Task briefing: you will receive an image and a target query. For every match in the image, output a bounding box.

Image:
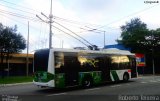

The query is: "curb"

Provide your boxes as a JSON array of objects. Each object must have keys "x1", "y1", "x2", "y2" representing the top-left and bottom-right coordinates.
[{"x1": 0, "y1": 82, "x2": 33, "y2": 87}]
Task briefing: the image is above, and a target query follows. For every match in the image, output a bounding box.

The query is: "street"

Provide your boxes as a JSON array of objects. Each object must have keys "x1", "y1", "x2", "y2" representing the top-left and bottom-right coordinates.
[{"x1": 1, "y1": 76, "x2": 160, "y2": 101}]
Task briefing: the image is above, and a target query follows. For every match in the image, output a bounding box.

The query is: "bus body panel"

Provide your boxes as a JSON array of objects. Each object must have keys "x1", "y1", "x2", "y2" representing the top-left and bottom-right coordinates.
[
  {"x1": 33, "y1": 80, "x2": 55, "y2": 87},
  {"x1": 110, "y1": 69, "x2": 131, "y2": 81},
  {"x1": 48, "y1": 50, "x2": 55, "y2": 75}
]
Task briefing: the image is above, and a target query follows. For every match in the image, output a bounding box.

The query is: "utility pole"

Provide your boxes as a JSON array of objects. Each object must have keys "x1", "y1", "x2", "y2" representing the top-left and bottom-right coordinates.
[
  {"x1": 26, "y1": 21, "x2": 29, "y2": 76},
  {"x1": 49, "y1": 0, "x2": 53, "y2": 49},
  {"x1": 151, "y1": 30, "x2": 155, "y2": 75},
  {"x1": 61, "y1": 40, "x2": 64, "y2": 48},
  {"x1": 152, "y1": 49, "x2": 155, "y2": 75},
  {"x1": 103, "y1": 31, "x2": 106, "y2": 48},
  {"x1": 36, "y1": 0, "x2": 53, "y2": 49}
]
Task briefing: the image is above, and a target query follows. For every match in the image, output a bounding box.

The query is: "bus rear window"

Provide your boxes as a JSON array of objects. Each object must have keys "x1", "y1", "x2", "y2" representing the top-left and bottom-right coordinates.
[{"x1": 34, "y1": 49, "x2": 49, "y2": 72}]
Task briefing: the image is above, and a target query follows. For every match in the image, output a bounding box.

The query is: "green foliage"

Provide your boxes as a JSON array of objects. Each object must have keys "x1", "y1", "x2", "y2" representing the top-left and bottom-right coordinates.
[
  {"x1": 0, "y1": 23, "x2": 26, "y2": 77},
  {"x1": 0, "y1": 25, "x2": 26, "y2": 54},
  {"x1": 117, "y1": 18, "x2": 160, "y2": 53}
]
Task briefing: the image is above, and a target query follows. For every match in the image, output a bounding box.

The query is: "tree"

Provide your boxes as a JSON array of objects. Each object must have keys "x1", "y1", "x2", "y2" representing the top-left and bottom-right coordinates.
[
  {"x1": 0, "y1": 23, "x2": 26, "y2": 77},
  {"x1": 117, "y1": 18, "x2": 150, "y2": 53},
  {"x1": 118, "y1": 18, "x2": 160, "y2": 53}
]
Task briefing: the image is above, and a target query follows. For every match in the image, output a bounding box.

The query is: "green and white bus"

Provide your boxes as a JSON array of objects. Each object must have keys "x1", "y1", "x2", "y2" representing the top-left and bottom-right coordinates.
[{"x1": 33, "y1": 48, "x2": 137, "y2": 88}]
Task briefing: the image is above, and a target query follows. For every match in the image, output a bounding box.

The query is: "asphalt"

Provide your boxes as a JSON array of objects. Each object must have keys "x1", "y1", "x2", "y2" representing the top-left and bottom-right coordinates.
[
  {"x1": 0, "y1": 75, "x2": 158, "y2": 87},
  {"x1": 1, "y1": 75, "x2": 160, "y2": 101}
]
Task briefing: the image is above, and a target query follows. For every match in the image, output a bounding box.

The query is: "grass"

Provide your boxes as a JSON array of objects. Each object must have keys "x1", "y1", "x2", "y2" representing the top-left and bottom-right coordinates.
[{"x1": 0, "y1": 76, "x2": 33, "y2": 84}]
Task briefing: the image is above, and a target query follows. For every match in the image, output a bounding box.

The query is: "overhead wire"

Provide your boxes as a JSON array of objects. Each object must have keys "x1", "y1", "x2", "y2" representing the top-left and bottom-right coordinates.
[
  {"x1": 53, "y1": 16, "x2": 102, "y2": 27},
  {"x1": 0, "y1": 9, "x2": 40, "y2": 22},
  {"x1": 0, "y1": 0, "x2": 40, "y2": 13},
  {"x1": 36, "y1": 13, "x2": 95, "y2": 47},
  {"x1": 0, "y1": 3, "x2": 36, "y2": 15},
  {"x1": 34, "y1": 11, "x2": 90, "y2": 48},
  {"x1": 1, "y1": 0, "x2": 159, "y2": 49},
  {"x1": 0, "y1": 3, "x2": 59, "y2": 49},
  {"x1": 96, "y1": 3, "x2": 160, "y2": 29},
  {"x1": 1, "y1": 0, "x2": 159, "y2": 32},
  {"x1": 0, "y1": 0, "x2": 106, "y2": 31},
  {"x1": 77, "y1": 3, "x2": 160, "y2": 35},
  {"x1": 0, "y1": 12, "x2": 49, "y2": 50},
  {"x1": 52, "y1": 25, "x2": 89, "y2": 47},
  {"x1": 54, "y1": 21, "x2": 93, "y2": 46},
  {"x1": 0, "y1": 0, "x2": 120, "y2": 36},
  {"x1": 0, "y1": 11, "x2": 44, "y2": 32},
  {"x1": 53, "y1": 4, "x2": 160, "y2": 32}
]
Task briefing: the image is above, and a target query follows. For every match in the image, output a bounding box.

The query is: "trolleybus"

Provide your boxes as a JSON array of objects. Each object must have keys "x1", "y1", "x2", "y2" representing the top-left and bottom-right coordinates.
[{"x1": 33, "y1": 48, "x2": 137, "y2": 88}]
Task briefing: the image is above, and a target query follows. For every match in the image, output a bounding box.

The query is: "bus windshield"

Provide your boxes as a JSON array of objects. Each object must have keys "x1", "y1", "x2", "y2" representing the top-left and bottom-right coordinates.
[{"x1": 34, "y1": 49, "x2": 49, "y2": 72}]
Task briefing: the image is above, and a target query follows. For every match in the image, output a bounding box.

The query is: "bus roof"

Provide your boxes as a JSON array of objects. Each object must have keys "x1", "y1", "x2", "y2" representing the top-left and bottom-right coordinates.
[{"x1": 46, "y1": 48, "x2": 135, "y2": 56}]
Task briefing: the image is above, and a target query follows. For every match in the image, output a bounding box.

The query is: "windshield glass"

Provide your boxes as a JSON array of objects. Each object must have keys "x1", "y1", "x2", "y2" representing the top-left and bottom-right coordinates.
[{"x1": 34, "y1": 49, "x2": 49, "y2": 72}]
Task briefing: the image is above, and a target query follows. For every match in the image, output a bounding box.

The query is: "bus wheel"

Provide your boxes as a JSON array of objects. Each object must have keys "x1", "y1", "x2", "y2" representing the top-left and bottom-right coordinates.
[
  {"x1": 123, "y1": 73, "x2": 129, "y2": 82},
  {"x1": 82, "y1": 77, "x2": 93, "y2": 88}
]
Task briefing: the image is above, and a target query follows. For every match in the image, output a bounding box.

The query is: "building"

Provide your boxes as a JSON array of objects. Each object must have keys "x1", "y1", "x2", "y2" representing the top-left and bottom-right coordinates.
[
  {"x1": 0, "y1": 53, "x2": 33, "y2": 76},
  {"x1": 104, "y1": 44, "x2": 131, "y2": 51}
]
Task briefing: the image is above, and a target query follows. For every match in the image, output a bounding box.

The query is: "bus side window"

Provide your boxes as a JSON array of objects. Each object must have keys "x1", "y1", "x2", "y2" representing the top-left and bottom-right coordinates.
[
  {"x1": 111, "y1": 56, "x2": 119, "y2": 70},
  {"x1": 55, "y1": 52, "x2": 64, "y2": 68},
  {"x1": 119, "y1": 56, "x2": 130, "y2": 69}
]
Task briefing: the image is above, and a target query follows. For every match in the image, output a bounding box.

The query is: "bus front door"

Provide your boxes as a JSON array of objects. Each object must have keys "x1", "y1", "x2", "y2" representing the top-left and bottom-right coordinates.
[{"x1": 64, "y1": 56, "x2": 79, "y2": 87}]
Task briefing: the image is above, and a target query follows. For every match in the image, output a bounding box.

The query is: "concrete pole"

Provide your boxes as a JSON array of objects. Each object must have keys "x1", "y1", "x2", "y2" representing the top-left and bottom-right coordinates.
[
  {"x1": 152, "y1": 49, "x2": 155, "y2": 75},
  {"x1": 26, "y1": 21, "x2": 29, "y2": 76},
  {"x1": 49, "y1": 0, "x2": 53, "y2": 49},
  {"x1": 104, "y1": 31, "x2": 106, "y2": 48}
]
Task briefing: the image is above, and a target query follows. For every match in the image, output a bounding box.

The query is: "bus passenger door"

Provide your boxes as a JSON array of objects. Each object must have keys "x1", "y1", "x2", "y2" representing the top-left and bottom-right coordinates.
[
  {"x1": 64, "y1": 56, "x2": 79, "y2": 87},
  {"x1": 98, "y1": 56, "x2": 111, "y2": 82},
  {"x1": 103, "y1": 56, "x2": 111, "y2": 82}
]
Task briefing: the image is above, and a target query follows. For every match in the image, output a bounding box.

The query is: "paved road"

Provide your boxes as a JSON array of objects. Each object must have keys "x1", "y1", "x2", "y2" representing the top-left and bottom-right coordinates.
[{"x1": 1, "y1": 76, "x2": 160, "y2": 101}]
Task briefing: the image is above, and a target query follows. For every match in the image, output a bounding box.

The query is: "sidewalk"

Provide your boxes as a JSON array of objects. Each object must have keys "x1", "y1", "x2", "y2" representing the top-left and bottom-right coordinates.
[
  {"x1": 136, "y1": 74, "x2": 160, "y2": 79},
  {"x1": 0, "y1": 82, "x2": 33, "y2": 87},
  {"x1": 138, "y1": 74, "x2": 160, "y2": 77}
]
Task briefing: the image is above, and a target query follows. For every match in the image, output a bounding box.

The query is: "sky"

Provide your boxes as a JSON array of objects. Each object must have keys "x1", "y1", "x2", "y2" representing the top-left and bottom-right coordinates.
[{"x1": 0, "y1": 0, "x2": 160, "y2": 53}]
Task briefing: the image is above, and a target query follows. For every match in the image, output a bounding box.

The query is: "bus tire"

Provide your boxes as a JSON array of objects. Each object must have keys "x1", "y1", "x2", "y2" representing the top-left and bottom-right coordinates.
[
  {"x1": 123, "y1": 73, "x2": 129, "y2": 82},
  {"x1": 82, "y1": 76, "x2": 93, "y2": 88}
]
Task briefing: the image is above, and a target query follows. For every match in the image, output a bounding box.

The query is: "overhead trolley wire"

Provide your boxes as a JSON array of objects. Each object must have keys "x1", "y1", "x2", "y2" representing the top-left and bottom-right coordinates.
[
  {"x1": 53, "y1": 16, "x2": 102, "y2": 27},
  {"x1": 54, "y1": 21, "x2": 94, "y2": 46},
  {"x1": 0, "y1": 9, "x2": 40, "y2": 22},
  {"x1": 52, "y1": 25, "x2": 89, "y2": 47},
  {"x1": 0, "y1": 3, "x2": 36, "y2": 15},
  {"x1": 0, "y1": 0, "x2": 40, "y2": 13},
  {"x1": 96, "y1": 3, "x2": 160, "y2": 29},
  {"x1": 0, "y1": 0, "x2": 103, "y2": 28}
]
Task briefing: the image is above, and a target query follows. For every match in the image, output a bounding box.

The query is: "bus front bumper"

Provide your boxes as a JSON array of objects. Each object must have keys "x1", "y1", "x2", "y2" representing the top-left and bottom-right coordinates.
[{"x1": 33, "y1": 80, "x2": 55, "y2": 87}]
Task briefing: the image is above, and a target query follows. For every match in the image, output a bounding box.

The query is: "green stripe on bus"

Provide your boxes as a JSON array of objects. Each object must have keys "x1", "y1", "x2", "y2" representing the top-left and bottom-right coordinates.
[
  {"x1": 79, "y1": 72, "x2": 91, "y2": 86},
  {"x1": 34, "y1": 71, "x2": 54, "y2": 82},
  {"x1": 79, "y1": 71, "x2": 102, "y2": 86},
  {"x1": 55, "y1": 73, "x2": 65, "y2": 88},
  {"x1": 111, "y1": 71, "x2": 119, "y2": 81},
  {"x1": 92, "y1": 71, "x2": 102, "y2": 85}
]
